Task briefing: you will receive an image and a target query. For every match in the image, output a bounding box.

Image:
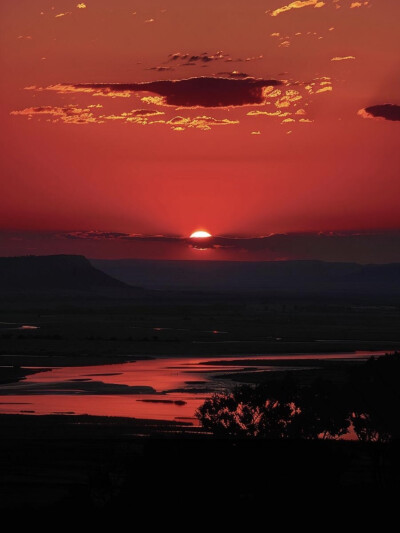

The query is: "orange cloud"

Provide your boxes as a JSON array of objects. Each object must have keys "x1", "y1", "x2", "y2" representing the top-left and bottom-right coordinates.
[
  {"x1": 11, "y1": 105, "x2": 239, "y2": 132},
  {"x1": 350, "y1": 1, "x2": 370, "y2": 6},
  {"x1": 247, "y1": 110, "x2": 282, "y2": 116},
  {"x1": 166, "y1": 116, "x2": 239, "y2": 131},
  {"x1": 269, "y1": 1, "x2": 325, "y2": 17},
  {"x1": 268, "y1": 0, "x2": 369, "y2": 16},
  {"x1": 331, "y1": 55, "x2": 356, "y2": 61},
  {"x1": 141, "y1": 96, "x2": 167, "y2": 106},
  {"x1": 303, "y1": 77, "x2": 333, "y2": 95},
  {"x1": 10, "y1": 105, "x2": 97, "y2": 124},
  {"x1": 315, "y1": 86, "x2": 333, "y2": 94},
  {"x1": 103, "y1": 112, "x2": 239, "y2": 131},
  {"x1": 26, "y1": 84, "x2": 132, "y2": 98}
]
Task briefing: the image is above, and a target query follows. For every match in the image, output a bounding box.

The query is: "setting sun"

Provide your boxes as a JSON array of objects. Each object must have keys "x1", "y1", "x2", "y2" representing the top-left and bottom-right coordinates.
[{"x1": 190, "y1": 231, "x2": 212, "y2": 238}]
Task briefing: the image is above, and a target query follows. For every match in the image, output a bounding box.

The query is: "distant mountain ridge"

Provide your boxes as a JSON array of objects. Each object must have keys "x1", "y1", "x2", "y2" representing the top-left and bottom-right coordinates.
[
  {"x1": 92, "y1": 258, "x2": 400, "y2": 295},
  {"x1": 0, "y1": 255, "x2": 131, "y2": 292},
  {"x1": 1, "y1": 255, "x2": 399, "y2": 298}
]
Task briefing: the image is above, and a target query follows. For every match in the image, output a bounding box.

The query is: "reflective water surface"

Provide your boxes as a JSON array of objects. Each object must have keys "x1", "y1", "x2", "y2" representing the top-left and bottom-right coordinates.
[{"x1": 0, "y1": 351, "x2": 385, "y2": 424}]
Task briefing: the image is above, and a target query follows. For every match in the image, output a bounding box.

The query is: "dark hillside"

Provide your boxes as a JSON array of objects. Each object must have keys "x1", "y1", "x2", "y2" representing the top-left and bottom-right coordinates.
[{"x1": 0, "y1": 255, "x2": 132, "y2": 292}]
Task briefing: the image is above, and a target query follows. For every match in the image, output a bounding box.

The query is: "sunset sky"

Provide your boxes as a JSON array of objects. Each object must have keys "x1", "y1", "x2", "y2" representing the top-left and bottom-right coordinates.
[{"x1": 1, "y1": 0, "x2": 399, "y2": 261}]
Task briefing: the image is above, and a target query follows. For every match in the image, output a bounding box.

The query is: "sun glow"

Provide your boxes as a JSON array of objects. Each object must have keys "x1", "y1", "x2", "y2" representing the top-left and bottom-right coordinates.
[{"x1": 190, "y1": 230, "x2": 212, "y2": 238}]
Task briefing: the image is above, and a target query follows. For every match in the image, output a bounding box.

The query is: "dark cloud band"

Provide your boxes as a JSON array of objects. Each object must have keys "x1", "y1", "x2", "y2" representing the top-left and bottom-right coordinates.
[
  {"x1": 73, "y1": 77, "x2": 282, "y2": 108},
  {"x1": 360, "y1": 104, "x2": 400, "y2": 122},
  {"x1": 60, "y1": 230, "x2": 400, "y2": 262},
  {"x1": 3, "y1": 231, "x2": 400, "y2": 263}
]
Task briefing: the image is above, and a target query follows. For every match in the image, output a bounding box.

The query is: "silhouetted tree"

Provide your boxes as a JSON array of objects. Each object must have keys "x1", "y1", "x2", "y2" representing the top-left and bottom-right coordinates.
[
  {"x1": 291, "y1": 379, "x2": 350, "y2": 440},
  {"x1": 196, "y1": 352, "x2": 400, "y2": 441},
  {"x1": 196, "y1": 380, "x2": 299, "y2": 438},
  {"x1": 346, "y1": 353, "x2": 400, "y2": 443}
]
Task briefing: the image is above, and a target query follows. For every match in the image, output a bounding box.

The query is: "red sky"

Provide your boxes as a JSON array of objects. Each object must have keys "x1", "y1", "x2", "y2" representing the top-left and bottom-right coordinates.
[{"x1": 0, "y1": 1, "x2": 399, "y2": 260}]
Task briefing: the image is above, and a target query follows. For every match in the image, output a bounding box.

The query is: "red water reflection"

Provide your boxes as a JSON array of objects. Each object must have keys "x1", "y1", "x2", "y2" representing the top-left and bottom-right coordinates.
[
  {"x1": 0, "y1": 351, "x2": 385, "y2": 426},
  {"x1": 0, "y1": 394, "x2": 205, "y2": 423}
]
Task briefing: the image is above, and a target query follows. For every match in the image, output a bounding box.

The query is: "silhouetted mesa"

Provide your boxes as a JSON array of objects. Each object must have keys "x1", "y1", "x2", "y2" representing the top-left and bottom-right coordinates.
[{"x1": 0, "y1": 255, "x2": 133, "y2": 293}]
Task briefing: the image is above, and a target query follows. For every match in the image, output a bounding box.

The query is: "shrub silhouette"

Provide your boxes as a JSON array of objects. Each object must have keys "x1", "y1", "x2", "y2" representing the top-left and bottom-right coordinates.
[
  {"x1": 290, "y1": 379, "x2": 350, "y2": 440},
  {"x1": 346, "y1": 352, "x2": 400, "y2": 442},
  {"x1": 196, "y1": 380, "x2": 298, "y2": 438},
  {"x1": 196, "y1": 352, "x2": 400, "y2": 441}
]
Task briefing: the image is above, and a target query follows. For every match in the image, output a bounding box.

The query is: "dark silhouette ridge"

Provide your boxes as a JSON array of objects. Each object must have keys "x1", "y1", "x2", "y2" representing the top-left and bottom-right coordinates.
[
  {"x1": 93, "y1": 258, "x2": 400, "y2": 295},
  {"x1": 0, "y1": 255, "x2": 136, "y2": 293}
]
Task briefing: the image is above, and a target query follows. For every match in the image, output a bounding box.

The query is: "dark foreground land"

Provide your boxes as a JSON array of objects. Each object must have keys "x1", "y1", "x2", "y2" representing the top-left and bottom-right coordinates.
[
  {"x1": 1, "y1": 295, "x2": 400, "y2": 359},
  {"x1": 1, "y1": 254, "x2": 399, "y2": 358},
  {"x1": 1, "y1": 255, "x2": 400, "y2": 511},
  {"x1": 1, "y1": 414, "x2": 399, "y2": 513}
]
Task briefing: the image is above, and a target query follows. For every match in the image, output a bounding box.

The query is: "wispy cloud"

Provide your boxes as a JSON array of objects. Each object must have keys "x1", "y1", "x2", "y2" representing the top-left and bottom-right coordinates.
[
  {"x1": 146, "y1": 66, "x2": 174, "y2": 72},
  {"x1": 350, "y1": 1, "x2": 369, "y2": 8},
  {"x1": 28, "y1": 83, "x2": 133, "y2": 98},
  {"x1": 267, "y1": 0, "x2": 370, "y2": 16},
  {"x1": 331, "y1": 55, "x2": 356, "y2": 61},
  {"x1": 176, "y1": 51, "x2": 228, "y2": 64},
  {"x1": 270, "y1": 28, "x2": 332, "y2": 49},
  {"x1": 217, "y1": 71, "x2": 250, "y2": 79},
  {"x1": 10, "y1": 105, "x2": 239, "y2": 131},
  {"x1": 63, "y1": 231, "x2": 181, "y2": 242},
  {"x1": 166, "y1": 116, "x2": 239, "y2": 131},
  {"x1": 10, "y1": 105, "x2": 97, "y2": 124},
  {"x1": 268, "y1": 1, "x2": 325, "y2": 17},
  {"x1": 149, "y1": 51, "x2": 263, "y2": 72}
]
